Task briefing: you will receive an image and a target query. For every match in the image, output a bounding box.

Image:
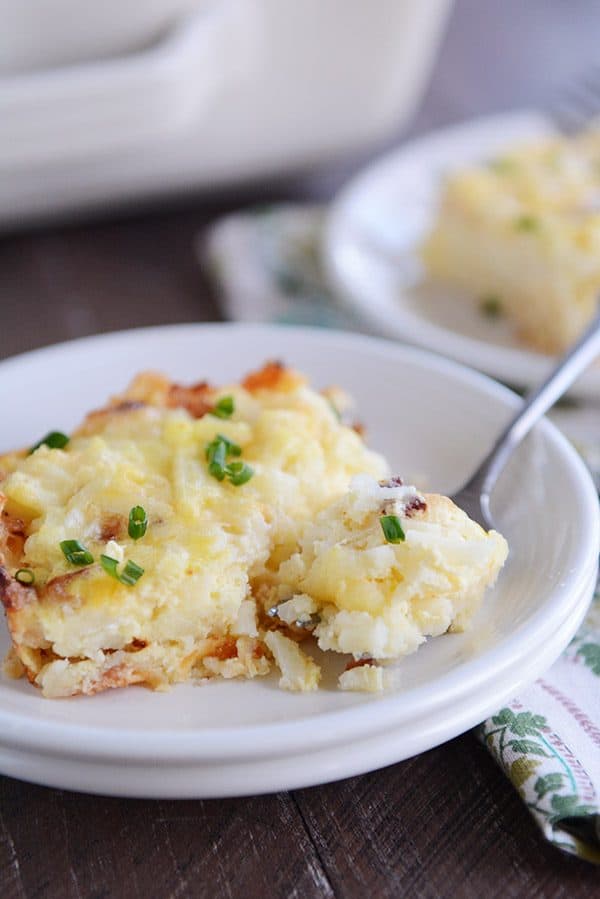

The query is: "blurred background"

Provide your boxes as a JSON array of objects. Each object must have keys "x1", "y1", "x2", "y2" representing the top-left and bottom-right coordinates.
[{"x1": 2, "y1": 0, "x2": 600, "y2": 360}]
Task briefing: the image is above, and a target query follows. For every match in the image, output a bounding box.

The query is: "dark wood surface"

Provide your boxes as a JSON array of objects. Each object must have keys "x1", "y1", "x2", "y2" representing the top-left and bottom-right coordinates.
[{"x1": 2, "y1": 2, "x2": 600, "y2": 896}]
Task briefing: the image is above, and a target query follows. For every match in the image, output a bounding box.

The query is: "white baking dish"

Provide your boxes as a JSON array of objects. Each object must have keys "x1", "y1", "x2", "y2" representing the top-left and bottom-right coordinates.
[
  {"x1": 0, "y1": 0, "x2": 202, "y2": 73},
  {"x1": 0, "y1": 0, "x2": 452, "y2": 227}
]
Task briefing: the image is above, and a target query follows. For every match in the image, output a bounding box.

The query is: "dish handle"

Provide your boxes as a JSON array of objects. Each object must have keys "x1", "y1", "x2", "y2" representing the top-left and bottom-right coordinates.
[{"x1": 0, "y1": 0, "x2": 260, "y2": 169}]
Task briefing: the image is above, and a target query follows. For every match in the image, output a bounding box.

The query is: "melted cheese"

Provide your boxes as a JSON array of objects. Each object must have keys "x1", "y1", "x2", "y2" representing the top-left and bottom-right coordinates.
[
  {"x1": 1, "y1": 370, "x2": 386, "y2": 689},
  {"x1": 0, "y1": 366, "x2": 507, "y2": 698}
]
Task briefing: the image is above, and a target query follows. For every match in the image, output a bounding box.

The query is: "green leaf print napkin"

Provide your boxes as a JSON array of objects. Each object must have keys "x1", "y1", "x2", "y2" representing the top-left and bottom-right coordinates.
[
  {"x1": 200, "y1": 204, "x2": 600, "y2": 863},
  {"x1": 477, "y1": 597, "x2": 600, "y2": 863}
]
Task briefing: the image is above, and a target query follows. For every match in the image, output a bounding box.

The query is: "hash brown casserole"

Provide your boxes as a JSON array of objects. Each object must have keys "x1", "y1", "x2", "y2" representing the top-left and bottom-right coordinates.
[
  {"x1": 422, "y1": 129, "x2": 600, "y2": 354},
  {"x1": 0, "y1": 362, "x2": 507, "y2": 697}
]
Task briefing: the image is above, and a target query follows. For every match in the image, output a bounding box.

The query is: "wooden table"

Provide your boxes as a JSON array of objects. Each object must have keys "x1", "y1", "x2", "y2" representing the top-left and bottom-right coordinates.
[{"x1": 1, "y1": 2, "x2": 599, "y2": 895}]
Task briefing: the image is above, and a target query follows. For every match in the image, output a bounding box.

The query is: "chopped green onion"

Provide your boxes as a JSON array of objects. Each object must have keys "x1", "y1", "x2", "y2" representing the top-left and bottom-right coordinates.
[
  {"x1": 60, "y1": 539, "x2": 94, "y2": 566},
  {"x1": 219, "y1": 434, "x2": 241, "y2": 457},
  {"x1": 380, "y1": 515, "x2": 406, "y2": 544},
  {"x1": 205, "y1": 434, "x2": 241, "y2": 462},
  {"x1": 122, "y1": 560, "x2": 144, "y2": 584},
  {"x1": 128, "y1": 505, "x2": 148, "y2": 540},
  {"x1": 226, "y1": 461, "x2": 254, "y2": 486},
  {"x1": 100, "y1": 555, "x2": 144, "y2": 587},
  {"x1": 206, "y1": 439, "x2": 227, "y2": 480},
  {"x1": 209, "y1": 462, "x2": 227, "y2": 481},
  {"x1": 99, "y1": 555, "x2": 119, "y2": 580},
  {"x1": 479, "y1": 295, "x2": 503, "y2": 318},
  {"x1": 211, "y1": 395, "x2": 235, "y2": 419},
  {"x1": 205, "y1": 434, "x2": 244, "y2": 482},
  {"x1": 488, "y1": 156, "x2": 515, "y2": 174},
  {"x1": 514, "y1": 214, "x2": 538, "y2": 232},
  {"x1": 29, "y1": 431, "x2": 69, "y2": 454},
  {"x1": 15, "y1": 568, "x2": 35, "y2": 586}
]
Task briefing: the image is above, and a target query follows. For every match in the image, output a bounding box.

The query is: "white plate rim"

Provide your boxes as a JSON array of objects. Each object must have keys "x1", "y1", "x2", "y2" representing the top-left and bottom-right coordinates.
[
  {"x1": 0, "y1": 567, "x2": 596, "y2": 798},
  {"x1": 323, "y1": 110, "x2": 600, "y2": 398},
  {"x1": 0, "y1": 323, "x2": 597, "y2": 764}
]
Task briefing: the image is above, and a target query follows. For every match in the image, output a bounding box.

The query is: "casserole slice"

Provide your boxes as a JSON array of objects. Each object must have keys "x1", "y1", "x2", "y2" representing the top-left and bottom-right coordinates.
[{"x1": 0, "y1": 364, "x2": 507, "y2": 697}]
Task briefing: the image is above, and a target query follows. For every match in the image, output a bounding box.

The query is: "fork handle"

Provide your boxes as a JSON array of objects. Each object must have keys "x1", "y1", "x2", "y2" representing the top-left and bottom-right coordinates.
[{"x1": 471, "y1": 307, "x2": 600, "y2": 498}]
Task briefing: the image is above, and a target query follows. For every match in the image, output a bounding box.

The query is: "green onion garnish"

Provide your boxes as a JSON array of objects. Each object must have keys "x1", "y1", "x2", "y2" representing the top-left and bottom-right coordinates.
[
  {"x1": 60, "y1": 539, "x2": 94, "y2": 566},
  {"x1": 206, "y1": 437, "x2": 228, "y2": 480},
  {"x1": 100, "y1": 555, "x2": 144, "y2": 587},
  {"x1": 205, "y1": 435, "x2": 253, "y2": 486},
  {"x1": 515, "y1": 214, "x2": 538, "y2": 232},
  {"x1": 128, "y1": 505, "x2": 148, "y2": 541},
  {"x1": 205, "y1": 434, "x2": 248, "y2": 483},
  {"x1": 226, "y1": 461, "x2": 254, "y2": 486},
  {"x1": 488, "y1": 157, "x2": 515, "y2": 174},
  {"x1": 212, "y1": 396, "x2": 235, "y2": 419},
  {"x1": 29, "y1": 431, "x2": 69, "y2": 454},
  {"x1": 479, "y1": 295, "x2": 503, "y2": 318},
  {"x1": 205, "y1": 434, "x2": 241, "y2": 462},
  {"x1": 15, "y1": 568, "x2": 35, "y2": 586},
  {"x1": 218, "y1": 434, "x2": 241, "y2": 456},
  {"x1": 380, "y1": 515, "x2": 406, "y2": 544}
]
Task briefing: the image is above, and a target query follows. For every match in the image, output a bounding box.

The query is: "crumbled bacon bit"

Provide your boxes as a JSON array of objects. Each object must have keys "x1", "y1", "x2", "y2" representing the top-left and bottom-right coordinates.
[
  {"x1": 0, "y1": 566, "x2": 35, "y2": 611},
  {"x1": 0, "y1": 503, "x2": 26, "y2": 566},
  {"x1": 43, "y1": 568, "x2": 91, "y2": 602},
  {"x1": 404, "y1": 497, "x2": 427, "y2": 517},
  {"x1": 1, "y1": 509, "x2": 25, "y2": 533},
  {"x1": 167, "y1": 382, "x2": 213, "y2": 419},
  {"x1": 344, "y1": 657, "x2": 376, "y2": 672},
  {"x1": 100, "y1": 513, "x2": 125, "y2": 542},
  {"x1": 242, "y1": 361, "x2": 305, "y2": 393},
  {"x1": 379, "y1": 476, "x2": 404, "y2": 487},
  {"x1": 211, "y1": 637, "x2": 238, "y2": 661},
  {"x1": 242, "y1": 361, "x2": 286, "y2": 391},
  {"x1": 1, "y1": 504, "x2": 25, "y2": 539},
  {"x1": 4, "y1": 534, "x2": 24, "y2": 562},
  {"x1": 377, "y1": 477, "x2": 427, "y2": 517}
]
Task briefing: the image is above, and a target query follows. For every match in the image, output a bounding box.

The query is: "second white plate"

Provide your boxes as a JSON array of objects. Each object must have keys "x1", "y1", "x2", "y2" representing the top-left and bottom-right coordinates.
[{"x1": 324, "y1": 110, "x2": 600, "y2": 399}]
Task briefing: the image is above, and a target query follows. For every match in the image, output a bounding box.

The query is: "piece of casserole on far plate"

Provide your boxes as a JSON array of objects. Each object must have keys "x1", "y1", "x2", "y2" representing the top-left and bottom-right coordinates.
[{"x1": 423, "y1": 128, "x2": 600, "y2": 354}]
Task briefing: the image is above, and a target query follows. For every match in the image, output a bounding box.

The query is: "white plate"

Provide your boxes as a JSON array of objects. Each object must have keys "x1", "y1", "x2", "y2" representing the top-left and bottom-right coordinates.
[
  {"x1": 324, "y1": 111, "x2": 600, "y2": 399},
  {"x1": 0, "y1": 323, "x2": 597, "y2": 797}
]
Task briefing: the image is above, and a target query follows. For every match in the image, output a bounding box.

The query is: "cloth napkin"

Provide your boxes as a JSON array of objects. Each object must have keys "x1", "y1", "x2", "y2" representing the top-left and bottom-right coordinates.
[{"x1": 200, "y1": 204, "x2": 600, "y2": 863}]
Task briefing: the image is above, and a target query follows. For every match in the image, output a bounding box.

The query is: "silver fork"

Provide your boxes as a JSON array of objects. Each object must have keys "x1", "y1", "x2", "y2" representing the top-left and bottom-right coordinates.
[
  {"x1": 552, "y1": 70, "x2": 600, "y2": 133},
  {"x1": 451, "y1": 309, "x2": 600, "y2": 530}
]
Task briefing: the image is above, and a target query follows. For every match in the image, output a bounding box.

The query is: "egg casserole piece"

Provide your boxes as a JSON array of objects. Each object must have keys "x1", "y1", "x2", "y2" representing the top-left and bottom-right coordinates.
[
  {"x1": 0, "y1": 363, "x2": 507, "y2": 698},
  {"x1": 422, "y1": 129, "x2": 600, "y2": 354}
]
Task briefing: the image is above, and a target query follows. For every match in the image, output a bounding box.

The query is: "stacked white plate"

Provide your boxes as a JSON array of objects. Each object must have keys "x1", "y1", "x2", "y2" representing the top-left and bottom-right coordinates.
[{"x1": 0, "y1": 325, "x2": 597, "y2": 797}]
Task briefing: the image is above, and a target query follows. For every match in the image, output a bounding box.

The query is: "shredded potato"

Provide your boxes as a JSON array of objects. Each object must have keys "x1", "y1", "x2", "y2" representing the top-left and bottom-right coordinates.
[{"x1": 0, "y1": 364, "x2": 507, "y2": 698}]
